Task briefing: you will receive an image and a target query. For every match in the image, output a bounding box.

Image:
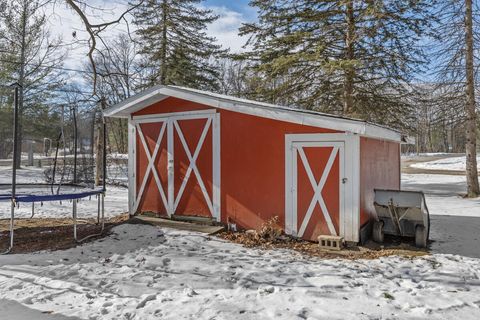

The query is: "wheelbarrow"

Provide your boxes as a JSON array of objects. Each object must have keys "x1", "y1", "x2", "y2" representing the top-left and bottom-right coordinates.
[{"x1": 372, "y1": 189, "x2": 430, "y2": 248}]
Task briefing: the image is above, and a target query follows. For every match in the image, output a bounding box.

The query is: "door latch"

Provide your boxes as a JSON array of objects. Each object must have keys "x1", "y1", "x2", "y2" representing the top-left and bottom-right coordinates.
[{"x1": 342, "y1": 177, "x2": 348, "y2": 184}]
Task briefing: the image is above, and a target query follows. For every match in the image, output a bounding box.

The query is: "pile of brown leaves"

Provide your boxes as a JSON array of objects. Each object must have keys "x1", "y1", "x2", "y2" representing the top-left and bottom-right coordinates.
[{"x1": 217, "y1": 217, "x2": 429, "y2": 260}]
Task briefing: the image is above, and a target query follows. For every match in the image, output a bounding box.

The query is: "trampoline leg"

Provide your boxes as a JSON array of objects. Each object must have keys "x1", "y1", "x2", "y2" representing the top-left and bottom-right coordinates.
[
  {"x1": 2, "y1": 201, "x2": 15, "y2": 255},
  {"x1": 97, "y1": 195, "x2": 101, "y2": 224},
  {"x1": 101, "y1": 193, "x2": 105, "y2": 231},
  {"x1": 73, "y1": 199, "x2": 77, "y2": 242},
  {"x1": 75, "y1": 192, "x2": 106, "y2": 243},
  {"x1": 10, "y1": 202, "x2": 14, "y2": 249},
  {"x1": 31, "y1": 202, "x2": 35, "y2": 219}
]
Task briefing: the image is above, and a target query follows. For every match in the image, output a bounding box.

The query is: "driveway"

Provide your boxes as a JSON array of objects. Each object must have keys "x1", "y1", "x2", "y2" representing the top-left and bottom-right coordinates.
[{"x1": 401, "y1": 155, "x2": 480, "y2": 258}]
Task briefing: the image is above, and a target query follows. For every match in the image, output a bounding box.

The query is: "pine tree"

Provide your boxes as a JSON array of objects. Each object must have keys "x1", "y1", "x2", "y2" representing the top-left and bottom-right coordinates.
[
  {"x1": 239, "y1": 0, "x2": 435, "y2": 128},
  {"x1": 132, "y1": 0, "x2": 225, "y2": 90}
]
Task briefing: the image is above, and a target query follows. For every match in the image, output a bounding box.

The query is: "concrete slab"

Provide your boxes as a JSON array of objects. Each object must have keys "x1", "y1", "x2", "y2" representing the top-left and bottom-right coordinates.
[{"x1": 132, "y1": 215, "x2": 224, "y2": 235}]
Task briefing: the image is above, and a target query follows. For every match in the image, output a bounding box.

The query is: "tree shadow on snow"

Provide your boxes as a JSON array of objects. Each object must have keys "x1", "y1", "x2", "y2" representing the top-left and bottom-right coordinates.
[{"x1": 429, "y1": 215, "x2": 480, "y2": 258}]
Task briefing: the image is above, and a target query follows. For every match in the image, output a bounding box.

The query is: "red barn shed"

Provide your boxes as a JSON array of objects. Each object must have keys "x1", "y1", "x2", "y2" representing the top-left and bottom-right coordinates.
[{"x1": 105, "y1": 86, "x2": 403, "y2": 243}]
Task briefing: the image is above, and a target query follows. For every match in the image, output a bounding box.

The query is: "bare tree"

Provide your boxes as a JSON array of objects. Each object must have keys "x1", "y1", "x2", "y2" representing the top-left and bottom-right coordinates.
[
  {"x1": 464, "y1": 0, "x2": 479, "y2": 196},
  {"x1": 435, "y1": 0, "x2": 480, "y2": 197},
  {"x1": 84, "y1": 34, "x2": 141, "y2": 154},
  {"x1": 216, "y1": 58, "x2": 248, "y2": 96},
  {"x1": 0, "y1": 0, "x2": 65, "y2": 168},
  {"x1": 63, "y1": 0, "x2": 143, "y2": 94}
]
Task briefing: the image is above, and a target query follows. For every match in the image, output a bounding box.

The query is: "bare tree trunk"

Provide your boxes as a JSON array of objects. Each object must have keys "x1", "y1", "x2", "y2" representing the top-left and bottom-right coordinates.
[
  {"x1": 14, "y1": 0, "x2": 28, "y2": 169},
  {"x1": 465, "y1": 0, "x2": 479, "y2": 197},
  {"x1": 95, "y1": 99, "x2": 106, "y2": 186},
  {"x1": 343, "y1": 0, "x2": 355, "y2": 115},
  {"x1": 442, "y1": 118, "x2": 448, "y2": 152},
  {"x1": 451, "y1": 123, "x2": 457, "y2": 152},
  {"x1": 427, "y1": 120, "x2": 433, "y2": 152}
]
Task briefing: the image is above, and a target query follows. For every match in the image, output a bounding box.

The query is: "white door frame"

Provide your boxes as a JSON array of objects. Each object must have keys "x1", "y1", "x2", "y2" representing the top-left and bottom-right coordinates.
[
  {"x1": 285, "y1": 133, "x2": 360, "y2": 242},
  {"x1": 129, "y1": 110, "x2": 221, "y2": 221}
]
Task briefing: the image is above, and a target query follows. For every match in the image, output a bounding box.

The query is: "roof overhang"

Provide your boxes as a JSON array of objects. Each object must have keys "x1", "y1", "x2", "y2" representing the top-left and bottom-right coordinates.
[{"x1": 104, "y1": 85, "x2": 403, "y2": 143}]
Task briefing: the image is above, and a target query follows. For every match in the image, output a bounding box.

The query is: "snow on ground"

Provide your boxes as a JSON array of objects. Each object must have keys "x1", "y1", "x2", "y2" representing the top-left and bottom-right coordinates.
[
  {"x1": 0, "y1": 223, "x2": 480, "y2": 319},
  {"x1": 402, "y1": 173, "x2": 480, "y2": 217},
  {"x1": 0, "y1": 167, "x2": 128, "y2": 219},
  {"x1": 401, "y1": 152, "x2": 455, "y2": 159},
  {"x1": 0, "y1": 157, "x2": 479, "y2": 319},
  {"x1": 410, "y1": 156, "x2": 479, "y2": 171}
]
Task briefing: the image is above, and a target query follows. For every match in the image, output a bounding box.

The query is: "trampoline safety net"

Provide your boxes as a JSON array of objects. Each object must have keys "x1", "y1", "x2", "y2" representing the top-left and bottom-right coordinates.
[
  {"x1": 0, "y1": 85, "x2": 106, "y2": 196},
  {"x1": 0, "y1": 84, "x2": 118, "y2": 253}
]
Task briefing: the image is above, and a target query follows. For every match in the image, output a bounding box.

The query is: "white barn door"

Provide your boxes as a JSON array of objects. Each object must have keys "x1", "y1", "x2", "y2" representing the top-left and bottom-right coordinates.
[
  {"x1": 285, "y1": 133, "x2": 360, "y2": 242},
  {"x1": 130, "y1": 111, "x2": 220, "y2": 221}
]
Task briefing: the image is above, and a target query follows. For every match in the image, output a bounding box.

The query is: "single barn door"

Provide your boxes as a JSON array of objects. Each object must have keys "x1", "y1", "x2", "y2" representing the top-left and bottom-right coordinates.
[
  {"x1": 133, "y1": 119, "x2": 170, "y2": 216},
  {"x1": 285, "y1": 134, "x2": 358, "y2": 242},
  {"x1": 131, "y1": 111, "x2": 220, "y2": 221},
  {"x1": 170, "y1": 113, "x2": 220, "y2": 220}
]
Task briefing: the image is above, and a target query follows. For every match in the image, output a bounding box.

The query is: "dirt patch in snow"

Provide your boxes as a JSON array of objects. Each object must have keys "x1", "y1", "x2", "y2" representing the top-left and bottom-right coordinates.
[
  {"x1": 217, "y1": 216, "x2": 428, "y2": 260},
  {"x1": 0, "y1": 214, "x2": 130, "y2": 254},
  {"x1": 217, "y1": 231, "x2": 428, "y2": 260}
]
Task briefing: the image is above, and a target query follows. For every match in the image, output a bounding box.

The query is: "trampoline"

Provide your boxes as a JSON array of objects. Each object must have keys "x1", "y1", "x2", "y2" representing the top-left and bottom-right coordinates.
[
  {"x1": 0, "y1": 84, "x2": 108, "y2": 254},
  {"x1": 0, "y1": 183, "x2": 104, "y2": 203}
]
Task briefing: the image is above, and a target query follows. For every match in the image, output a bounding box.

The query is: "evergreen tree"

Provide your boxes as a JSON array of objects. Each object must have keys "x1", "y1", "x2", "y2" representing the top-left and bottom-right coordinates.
[
  {"x1": 239, "y1": 0, "x2": 435, "y2": 128},
  {"x1": 132, "y1": 0, "x2": 226, "y2": 90}
]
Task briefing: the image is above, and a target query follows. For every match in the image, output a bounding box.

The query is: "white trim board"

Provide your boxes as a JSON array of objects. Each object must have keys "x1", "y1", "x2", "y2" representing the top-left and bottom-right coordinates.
[
  {"x1": 132, "y1": 109, "x2": 216, "y2": 122},
  {"x1": 134, "y1": 121, "x2": 169, "y2": 214},
  {"x1": 127, "y1": 119, "x2": 136, "y2": 215},
  {"x1": 130, "y1": 111, "x2": 221, "y2": 221},
  {"x1": 285, "y1": 133, "x2": 360, "y2": 242},
  {"x1": 105, "y1": 85, "x2": 402, "y2": 143}
]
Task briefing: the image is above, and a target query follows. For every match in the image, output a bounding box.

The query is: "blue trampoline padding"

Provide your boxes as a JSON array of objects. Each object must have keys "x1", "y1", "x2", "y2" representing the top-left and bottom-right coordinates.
[{"x1": 0, "y1": 189, "x2": 104, "y2": 203}]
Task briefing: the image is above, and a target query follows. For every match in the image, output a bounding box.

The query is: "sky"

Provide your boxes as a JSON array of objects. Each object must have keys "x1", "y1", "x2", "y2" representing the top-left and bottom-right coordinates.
[{"x1": 45, "y1": 0, "x2": 256, "y2": 72}]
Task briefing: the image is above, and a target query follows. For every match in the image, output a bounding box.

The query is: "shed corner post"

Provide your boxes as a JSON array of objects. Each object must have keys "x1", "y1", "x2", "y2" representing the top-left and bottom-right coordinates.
[
  {"x1": 212, "y1": 112, "x2": 221, "y2": 221},
  {"x1": 345, "y1": 133, "x2": 361, "y2": 243},
  {"x1": 128, "y1": 117, "x2": 136, "y2": 216}
]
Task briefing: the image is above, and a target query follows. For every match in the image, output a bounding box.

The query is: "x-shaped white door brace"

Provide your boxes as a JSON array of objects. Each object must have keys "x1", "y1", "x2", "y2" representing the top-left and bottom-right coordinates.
[
  {"x1": 134, "y1": 121, "x2": 169, "y2": 214},
  {"x1": 173, "y1": 118, "x2": 214, "y2": 215},
  {"x1": 297, "y1": 146, "x2": 339, "y2": 237}
]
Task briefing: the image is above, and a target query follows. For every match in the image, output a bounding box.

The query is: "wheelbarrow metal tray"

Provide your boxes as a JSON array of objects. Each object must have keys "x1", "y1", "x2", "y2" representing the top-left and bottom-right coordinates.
[{"x1": 373, "y1": 189, "x2": 430, "y2": 238}]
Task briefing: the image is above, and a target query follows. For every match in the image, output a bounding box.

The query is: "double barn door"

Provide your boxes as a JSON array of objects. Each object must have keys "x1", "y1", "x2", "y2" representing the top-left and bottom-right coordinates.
[{"x1": 129, "y1": 111, "x2": 220, "y2": 220}]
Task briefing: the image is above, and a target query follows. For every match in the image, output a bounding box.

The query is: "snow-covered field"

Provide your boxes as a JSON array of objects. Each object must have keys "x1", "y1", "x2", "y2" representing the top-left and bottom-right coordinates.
[
  {"x1": 0, "y1": 224, "x2": 480, "y2": 319},
  {"x1": 0, "y1": 167, "x2": 128, "y2": 219},
  {"x1": 401, "y1": 152, "x2": 455, "y2": 160},
  {"x1": 410, "y1": 155, "x2": 479, "y2": 171},
  {"x1": 402, "y1": 173, "x2": 480, "y2": 217}
]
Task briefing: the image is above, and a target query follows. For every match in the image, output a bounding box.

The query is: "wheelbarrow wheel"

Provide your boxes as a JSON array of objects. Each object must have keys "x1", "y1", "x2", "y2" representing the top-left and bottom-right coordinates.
[
  {"x1": 372, "y1": 221, "x2": 384, "y2": 243},
  {"x1": 415, "y1": 225, "x2": 427, "y2": 248}
]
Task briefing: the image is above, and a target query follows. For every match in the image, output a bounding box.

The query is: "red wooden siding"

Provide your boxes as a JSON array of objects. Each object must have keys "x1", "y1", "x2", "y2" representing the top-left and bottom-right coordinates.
[
  {"x1": 136, "y1": 121, "x2": 169, "y2": 215},
  {"x1": 220, "y1": 110, "x2": 339, "y2": 232},
  {"x1": 359, "y1": 137, "x2": 401, "y2": 226},
  {"x1": 296, "y1": 146, "x2": 340, "y2": 240},
  {"x1": 132, "y1": 97, "x2": 340, "y2": 231},
  {"x1": 134, "y1": 97, "x2": 213, "y2": 115},
  {"x1": 132, "y1": 96, "x2": 401, "y2": 240},
  {"x1": 173, "y1": 118, "x2": 213, "y2": 217}
]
